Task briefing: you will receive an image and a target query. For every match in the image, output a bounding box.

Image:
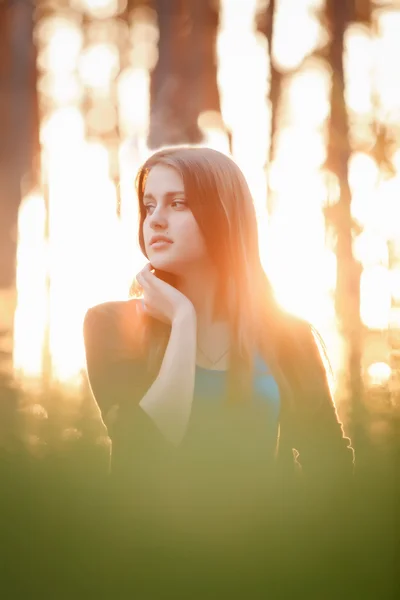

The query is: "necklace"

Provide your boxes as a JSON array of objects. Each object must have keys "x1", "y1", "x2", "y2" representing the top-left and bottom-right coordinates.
[{"x1": 197, "y1": 344, "x2": 230, "y2": 367}]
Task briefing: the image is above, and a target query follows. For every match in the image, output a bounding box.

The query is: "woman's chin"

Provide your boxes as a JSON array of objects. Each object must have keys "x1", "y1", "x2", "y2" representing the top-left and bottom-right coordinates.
[{"x1": 148, "y1": 256, "x2": 177, "y2": 274}]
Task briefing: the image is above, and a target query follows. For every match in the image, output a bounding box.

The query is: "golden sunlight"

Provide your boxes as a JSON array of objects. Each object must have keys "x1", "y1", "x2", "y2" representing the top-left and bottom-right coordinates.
[
  {"x1": 367, "y1": 362, "x2": 392, "y2": 387},
  {"x1": 12, "y1": 1, "x2": 400, "y2": 396},
  {"x1": 45, "y1": 142, "x2": 124, "y2": 384},
  {"x1": 14, "y1": 193, "x2": 47, "y2": 381}
]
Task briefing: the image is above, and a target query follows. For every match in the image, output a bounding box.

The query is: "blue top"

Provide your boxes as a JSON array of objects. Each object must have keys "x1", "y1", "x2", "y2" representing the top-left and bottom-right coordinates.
[{"x1": 186, "y1": 354, "x2": 281, "y2": 459}]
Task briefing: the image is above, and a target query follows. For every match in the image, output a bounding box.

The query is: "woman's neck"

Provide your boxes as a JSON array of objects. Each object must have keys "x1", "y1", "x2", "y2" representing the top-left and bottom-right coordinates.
[{"x1": 175, "y1": 267, "x2": 221, "y2": 326}]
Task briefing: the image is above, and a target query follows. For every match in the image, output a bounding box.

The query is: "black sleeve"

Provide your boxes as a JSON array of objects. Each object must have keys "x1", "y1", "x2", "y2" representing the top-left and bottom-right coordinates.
[
  {"x1": 83, "y1": 303, "x2": 175, "y2": 484},
  {"x1": 83, "y1": 303, "x2": 150, "y2": 422},
  {"x1": 296, "y1": 386, "x2": 355, "y2": 479},
  {"x1": 293, "y1": 324, "x2": 355, "y2": 486}
]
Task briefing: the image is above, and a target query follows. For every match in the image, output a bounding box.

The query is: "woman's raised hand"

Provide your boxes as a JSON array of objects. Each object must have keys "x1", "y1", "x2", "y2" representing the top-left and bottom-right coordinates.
[{"x1": 136, "y1": 264, "x2": 195, "y2": 325}]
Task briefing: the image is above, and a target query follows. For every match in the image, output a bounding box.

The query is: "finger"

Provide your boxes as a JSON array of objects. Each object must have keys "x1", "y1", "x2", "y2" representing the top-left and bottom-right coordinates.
[
  {"x1": 139, "y1": 269, "x2": 150, "y2": 282},
  {"x1": 139, "y1": 269, "x2": 154, "y2": 283},
  {"x1": 136, "y1": 263, "x2": 151, "y2": 282},
  {"x1": 141, "y1": 263, "x2": 152, "y2": 275},
  {"x1": 142, "y1": 300, "x2": 156, "y2": 316},
  {"x1": 141, "y1": 268, "x2": 157, "y2": 286},
  {"x1": 138, "y1": 266, "x2": 152, "y2": 281},
  {"x1": 136, "y1": 276, "x2": 150, "y2": 297}
]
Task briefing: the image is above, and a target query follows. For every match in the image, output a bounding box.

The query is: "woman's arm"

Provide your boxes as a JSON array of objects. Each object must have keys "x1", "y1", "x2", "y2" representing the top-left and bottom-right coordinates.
[
  {"x1": 138, "y1": 306, "x2": 197, "y2": 446},
  {"x1": 83, "y1": 300, "x2": 198, "y2": 447},
  {"x1": 297, "y1": 385, "x2": 355, "y2": 479},
  {"x1": 292, "y1": 322, "x2": 355, "y2": 482},
  {"x1": 83, "y1": 301, "x2": 148, "y2": 423}
]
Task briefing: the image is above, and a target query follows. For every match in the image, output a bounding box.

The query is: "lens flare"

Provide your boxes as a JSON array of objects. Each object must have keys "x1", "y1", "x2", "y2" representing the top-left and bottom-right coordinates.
[{"x1": 13, "y1": 0, "x2": 400, "y2": 402}]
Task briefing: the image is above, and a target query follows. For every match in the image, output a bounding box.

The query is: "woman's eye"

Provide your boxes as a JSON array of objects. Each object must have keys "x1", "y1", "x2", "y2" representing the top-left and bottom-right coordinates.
[
  {"x1": 171, "y1": 201, "x2": 186, "y2": 209},
  {"x1": 144, "y1": 204, "x2": 154, "y2": 213}
]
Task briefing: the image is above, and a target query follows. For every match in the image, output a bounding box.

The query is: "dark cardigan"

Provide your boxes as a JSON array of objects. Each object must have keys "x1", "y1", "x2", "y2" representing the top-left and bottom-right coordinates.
[
  {"x1": 82, "y1": 298, "x2": 358, "y2": 598},
  {"x1": 83, "y1": 298, "x2": 355, "y2": 504}
]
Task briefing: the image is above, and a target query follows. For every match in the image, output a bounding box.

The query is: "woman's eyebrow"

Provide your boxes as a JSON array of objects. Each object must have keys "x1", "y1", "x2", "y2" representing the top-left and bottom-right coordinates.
[{"x1": 143, "y1": 191, "x2": 186, "y2": 200}]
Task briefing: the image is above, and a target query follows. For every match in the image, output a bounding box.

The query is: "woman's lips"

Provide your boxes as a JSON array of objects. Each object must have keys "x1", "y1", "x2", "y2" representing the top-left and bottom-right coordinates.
[{"x1": 150, "y1": 240, "x2": 173, "y2": 250}]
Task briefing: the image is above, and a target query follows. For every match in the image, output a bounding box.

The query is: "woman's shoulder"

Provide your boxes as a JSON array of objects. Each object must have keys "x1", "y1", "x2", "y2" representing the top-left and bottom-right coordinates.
[
  {"x1": 83, "y1": 298, "x2": 146, "y2": 358},
  {"x1": 284, "y1": 312, "x2": 328, "y2": 368},
  {"x1": 85, "y1": 298, "x2": 142, "y2": 322},
  {"x1": 269, "y1": 309, "x2": 330, "y2": 398},
  {"x1": 278, "y1": 308, "x2": 311, "y2": 333},
  {"x1": 277, "y1": 308, "x2": 322, "y2": 350}
]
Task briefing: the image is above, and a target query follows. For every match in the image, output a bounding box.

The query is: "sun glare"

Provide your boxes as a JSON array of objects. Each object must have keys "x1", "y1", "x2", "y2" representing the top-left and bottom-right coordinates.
[{"x1": 13, "y1": 1, "x2": 400, "y2": 395}]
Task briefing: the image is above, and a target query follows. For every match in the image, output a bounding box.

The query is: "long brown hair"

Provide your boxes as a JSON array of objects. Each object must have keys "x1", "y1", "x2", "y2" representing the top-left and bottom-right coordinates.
[{"x1": 133, "y1": 146, "x2": 332, "y2": 411}]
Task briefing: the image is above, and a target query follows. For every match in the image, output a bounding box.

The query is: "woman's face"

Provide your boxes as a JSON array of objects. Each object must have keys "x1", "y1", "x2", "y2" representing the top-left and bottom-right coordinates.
[{"x1": 142, "y1": 164, "x2": 208, "y2": 275}]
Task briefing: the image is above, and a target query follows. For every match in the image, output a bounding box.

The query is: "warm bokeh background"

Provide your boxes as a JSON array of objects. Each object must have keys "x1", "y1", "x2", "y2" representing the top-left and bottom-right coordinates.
[
  {"x1": 0, "y1": 1, "x2": 398, "y2": 597},
  {"x1": 1, "y1": 0, "x2": 399, "y2": 469}
]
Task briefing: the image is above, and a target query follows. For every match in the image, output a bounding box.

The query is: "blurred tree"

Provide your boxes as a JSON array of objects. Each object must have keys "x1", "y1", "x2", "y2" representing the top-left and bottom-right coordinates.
[
  {"x1": 0, "y1": 0, "x2": 39, "y2": 441},
  {"x1": 255, "y1": 0, "x2": 282, "y2": 214},
  {"x1": 353, "y1": 0, "x2": 372, "y2": 24},
  {"x1": 148, "y1": 0, "x2": 221, "y2": 148},
  {"x1": 325, "y1": 0, "x2": 364, "y2": 418},
  {"x1": 264, "y1": 0, "x2": 281, "y2": 214}
]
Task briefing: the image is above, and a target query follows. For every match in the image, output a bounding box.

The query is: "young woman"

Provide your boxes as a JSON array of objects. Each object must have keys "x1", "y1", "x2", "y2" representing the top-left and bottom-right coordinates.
[{"x1": 83, "y1": 146, "x2": 355, "y2": 592}]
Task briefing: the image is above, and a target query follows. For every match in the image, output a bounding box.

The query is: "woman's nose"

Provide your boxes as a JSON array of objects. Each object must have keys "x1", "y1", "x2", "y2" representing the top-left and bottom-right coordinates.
[{"x1": 149, "y1": 208, "x2": 168, "y2": 230}]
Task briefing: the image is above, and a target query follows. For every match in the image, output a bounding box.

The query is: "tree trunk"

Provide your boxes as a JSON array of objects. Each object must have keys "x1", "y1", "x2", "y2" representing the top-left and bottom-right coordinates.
[
  {"x1": 148, "y1": 0, "x2": 220, "y2": 148},
  {"x1": 0, "y1": 0, "x2": 39, "y2": 434},
  {"x1": 325, "y1": 0, "x2": 364, "y2": 416},
  {"x1": 264, "y1": 0, "x2": 282, "y2": 214}
]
